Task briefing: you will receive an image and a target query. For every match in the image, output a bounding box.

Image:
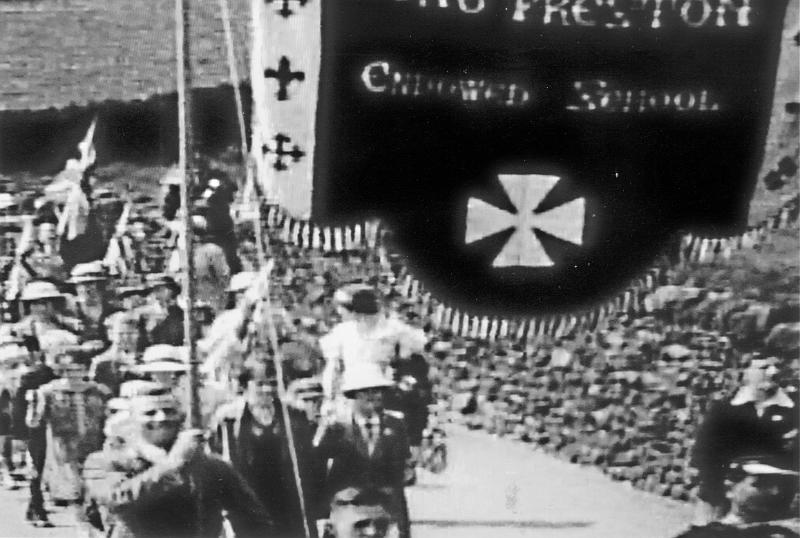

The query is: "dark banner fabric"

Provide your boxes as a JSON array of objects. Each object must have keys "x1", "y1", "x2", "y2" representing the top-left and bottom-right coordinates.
[{"x1": 261, "y1": 0, "x2": 788, "y2": 315}]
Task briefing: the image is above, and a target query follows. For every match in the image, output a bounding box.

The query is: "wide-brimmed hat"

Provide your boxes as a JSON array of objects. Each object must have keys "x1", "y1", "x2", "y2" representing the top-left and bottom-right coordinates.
[
  {"x1": 342, "y1": 366, "x2": 393, "y2": 397},
  {"x1": 145, "y1": 273, "x2": 181, "y2": 294},
  {"x1": 139, "y1": 344, "x2": 188, "y2": 374},
  {"x1": 20, "y1": 281, "x2": 64, "y2": 302},
  {"x1": 432, "y1": 341, "x2": 453, "y2": 354},
  {"x1": 729, "y1": 455, "x2": 798, "y2": 477},
  {"x1": 290, "y1": 378, "x2": 324, "y2": 400},
  {"x1": 119, "y1": 380, "x2": 168, "y2": 399},
  {"x1": 67, "y1": 261, "x2": 108, "y2": 284}
]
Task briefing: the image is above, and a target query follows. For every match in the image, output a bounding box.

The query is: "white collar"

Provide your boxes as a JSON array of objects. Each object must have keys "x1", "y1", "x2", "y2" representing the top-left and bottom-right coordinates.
[{"x1": 730, "y1": 386, "x2": 794, "y2": 409}]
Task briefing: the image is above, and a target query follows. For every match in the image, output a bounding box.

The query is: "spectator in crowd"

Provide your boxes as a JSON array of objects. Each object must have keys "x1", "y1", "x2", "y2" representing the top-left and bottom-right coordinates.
[
  {"x1": 674, "y1": 455, "x2": 799, "y2": 538},
  {"x1": 691, "y1": 357, "x2": 798, "y2": 524}
]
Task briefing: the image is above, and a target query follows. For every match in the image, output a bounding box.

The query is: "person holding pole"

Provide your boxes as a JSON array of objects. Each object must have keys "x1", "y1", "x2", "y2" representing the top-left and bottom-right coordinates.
[
  {"x1": 209, "y1": 359, "x2": 326, "y2": 537},
  {"x1": 82, "y1": 384, "x2": 272, "y2": 538}
]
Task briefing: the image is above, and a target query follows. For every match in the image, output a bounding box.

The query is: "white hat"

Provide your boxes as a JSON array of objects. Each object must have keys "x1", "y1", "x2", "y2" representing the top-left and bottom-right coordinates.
[
  {"x1": 67, "y1": 261, "x2": 108, "y2": 284},
  {"x1": 740, "y1": 462, "x2": 798, "y2": 476},
  {"x1": 432, "y1": 341, "x2": 453, "y2": 353},
  {"x1": 341, "y1": 366, "x2": 393, "y2": 397},
  {"x1": 20, "y1": 281, "x2": 63, "y2": 302},
  {"x1": 228, "y1": 271, "x2": 258, "y2": 293},
  {"x1": 119, "y1": 380, "x2": 166, "y2": 399},
  {"x1": 139, "y1": 345, "x2": 188, "y2": 374}
]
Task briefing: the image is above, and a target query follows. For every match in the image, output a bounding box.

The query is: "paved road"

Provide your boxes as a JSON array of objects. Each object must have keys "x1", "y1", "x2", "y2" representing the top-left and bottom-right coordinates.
[
  {"x1": 409, "y1": 428, "x2": 693, "y2": 538},
  {"x1": 0, "y1": 427, "x2": 693, "y2": 538},
  {"x1": 0, "y1": 484, "x2": 79, "y2": 538}
]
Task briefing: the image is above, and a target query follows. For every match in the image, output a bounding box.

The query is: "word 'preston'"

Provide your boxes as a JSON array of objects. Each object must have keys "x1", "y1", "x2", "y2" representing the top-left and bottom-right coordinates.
[{"x1": 392, "y1": 0, "x2": 754, "y2": 29}]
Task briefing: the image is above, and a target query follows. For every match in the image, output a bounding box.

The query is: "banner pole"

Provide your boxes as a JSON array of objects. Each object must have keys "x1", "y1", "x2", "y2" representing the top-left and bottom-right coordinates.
[
  {"x1": 176, "y1": 0, "x2": 200, "y2": 429},
  {"x1": 260, "y1": 261, "x2": 312, "y2": 538}
]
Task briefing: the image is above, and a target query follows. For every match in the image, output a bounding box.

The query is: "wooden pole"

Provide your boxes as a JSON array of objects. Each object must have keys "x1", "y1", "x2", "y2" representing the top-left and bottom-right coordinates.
[
  {"x1": 261, "y1": 261, "x2": 312, "y2": 538},
  {"x1": 218, "y1": 0, "x2": 249, "y2": 165},
  {"x1": 176, "y1": 0, "x2": 201, "y2": 429}
]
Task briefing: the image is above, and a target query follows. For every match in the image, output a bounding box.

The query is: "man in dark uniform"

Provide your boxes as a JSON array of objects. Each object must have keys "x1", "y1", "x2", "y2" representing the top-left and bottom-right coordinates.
[
  {"x1": 209, "y1": 361, "x2": 325, "y2": 538},
  {"x1": 314, "y1": 367, "x2": 411, "y2": 538},
  {"x1": 674, "y1": 455, "x2": 799, "y2": 538},
  {"x1": 144, "y1": 274, "x2": 185, "y2": 346},
  {"x1": 13, "y1": 336, "x2": 56, "y2": 527},
  {"x1": 691, "y1": 358, "x2": 798, "y2": 524}
]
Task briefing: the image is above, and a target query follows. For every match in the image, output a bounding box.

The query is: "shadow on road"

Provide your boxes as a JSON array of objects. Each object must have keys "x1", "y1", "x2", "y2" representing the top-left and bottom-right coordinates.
[{"x1": 413, "y1": 520, "x2": 594, "y2": 529}]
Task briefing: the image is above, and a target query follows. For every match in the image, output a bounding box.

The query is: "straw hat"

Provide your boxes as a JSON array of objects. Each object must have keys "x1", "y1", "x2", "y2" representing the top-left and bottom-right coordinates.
[
  {"x1": 341, "y1": 366, "x2": 393, "y2": 397},
  {"x1": 67, "y1": 261, "x2": 108, "y2": 284},
  {"x1": 119, "y1": 380, "x2": 168, "y2": 399},
  {"x1": 289, "y1": 378, "x2": 324, "y2": 400},
  {"x1": 20, "y1": 281, "x2": 63, "y2": 302},
  {"x1": 145, "y1": 273, "x2": 181, "y2": 294},
  {"x1": 729, "y1": 455, "x2": 799, "y2": 477},
  {"x1": 138, "y1": 345, "x2": 188, "y2": 374}
]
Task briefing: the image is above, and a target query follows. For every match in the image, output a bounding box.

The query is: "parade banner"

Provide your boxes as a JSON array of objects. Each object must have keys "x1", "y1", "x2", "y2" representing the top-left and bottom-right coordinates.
[{"x1": 253, "y1": 0, "x2": 789, "y2": 315}]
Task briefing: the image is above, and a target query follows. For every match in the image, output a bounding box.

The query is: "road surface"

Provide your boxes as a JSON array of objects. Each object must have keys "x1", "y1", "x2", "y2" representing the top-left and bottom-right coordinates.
[
  {"x1": 409, "y1": 427, "x2": 693, "y2": 538},
  {"x1": 0, "y1": 427, "x2": 693, "y2": 537}
]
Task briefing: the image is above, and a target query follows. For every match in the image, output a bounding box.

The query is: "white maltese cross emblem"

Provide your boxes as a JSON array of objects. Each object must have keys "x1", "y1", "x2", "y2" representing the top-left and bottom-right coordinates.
[{"x1": 465, "y1": 174, "x2": 585, "y2": 268}]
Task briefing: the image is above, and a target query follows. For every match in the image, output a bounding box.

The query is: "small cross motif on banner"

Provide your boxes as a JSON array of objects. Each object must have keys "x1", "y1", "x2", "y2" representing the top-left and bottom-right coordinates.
[
  {"x1": 262, "y1": 133, "x2": 305, "y2": 171},
  {"x1": 264, "y1": 56, "x2": 305, "y2": 101},
  {"x1": 265, "y1": 0, "x2": 309, "y2": 19}
]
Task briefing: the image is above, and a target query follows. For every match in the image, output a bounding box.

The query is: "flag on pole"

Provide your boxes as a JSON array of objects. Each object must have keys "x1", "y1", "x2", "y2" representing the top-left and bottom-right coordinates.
[{"x1": 78, "y1": 116, "x2": 98, "y2": 171}]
